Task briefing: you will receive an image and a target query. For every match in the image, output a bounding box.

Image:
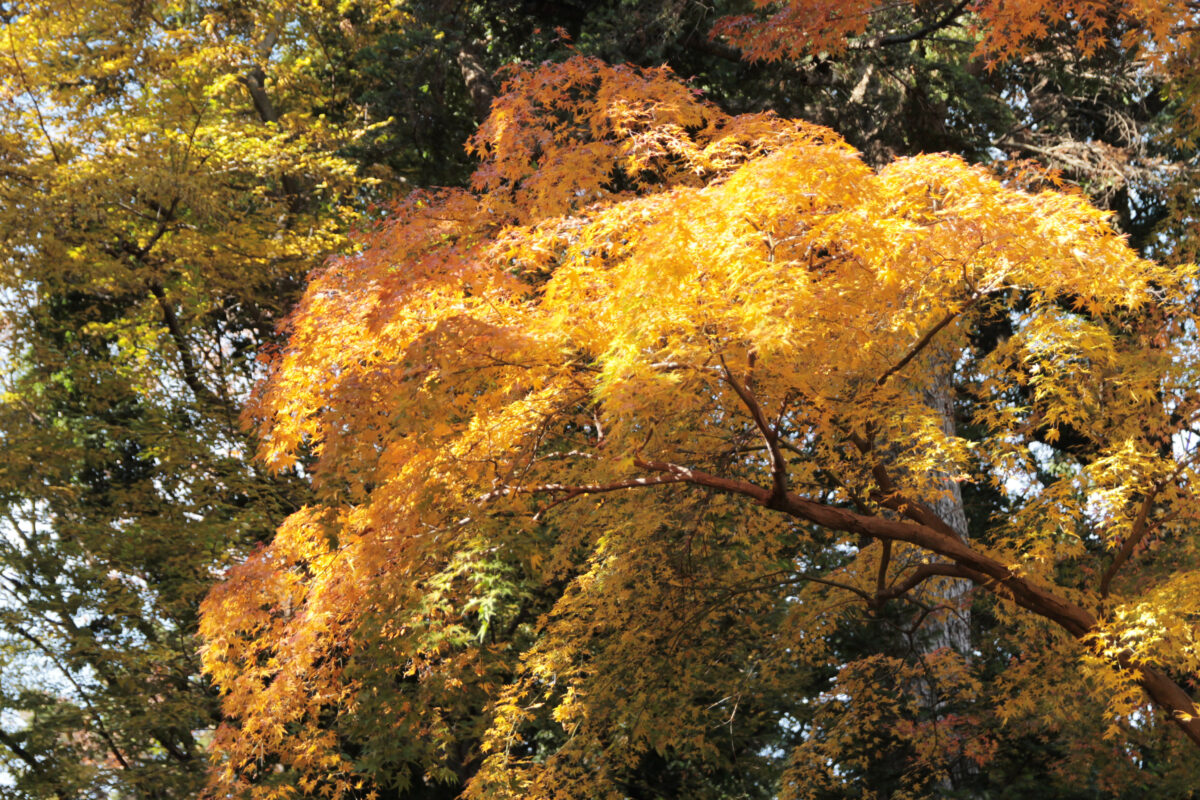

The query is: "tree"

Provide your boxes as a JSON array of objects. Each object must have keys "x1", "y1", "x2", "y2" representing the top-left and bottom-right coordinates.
[
  {"x1": 0, "y1": 0, "x2": 386, "y2": 794},
  {"x1": 707, "y1": 0, "x2": 1200, "y2": 257},
  {"x1": 202, "y1": 56, "x2": 1200, "y2": 799},
  {"x1": 0, "y1": 4, "x2": 769, "y2": 796}
]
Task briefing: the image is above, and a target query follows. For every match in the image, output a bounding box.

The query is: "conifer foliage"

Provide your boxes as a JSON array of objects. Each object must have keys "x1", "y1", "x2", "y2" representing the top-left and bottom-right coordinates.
[{"x1": 203, "y1": 56, "x2": 1200, "y2": 798}]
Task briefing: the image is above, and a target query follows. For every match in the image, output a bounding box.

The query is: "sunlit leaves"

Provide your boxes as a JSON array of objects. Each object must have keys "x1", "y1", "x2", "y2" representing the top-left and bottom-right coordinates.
[{"x1": 208, "y1": 55, "x2": 1200, "y2": 798}]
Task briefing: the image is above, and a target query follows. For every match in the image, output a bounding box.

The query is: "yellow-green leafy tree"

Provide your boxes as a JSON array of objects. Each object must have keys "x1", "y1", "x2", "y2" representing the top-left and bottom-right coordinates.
[
  {"x1": 202, "y1": 56, "x2": 1200, "y2": 799},
  {"x1": 0, "y1": 0, "x2": 394, "y2": 796}
]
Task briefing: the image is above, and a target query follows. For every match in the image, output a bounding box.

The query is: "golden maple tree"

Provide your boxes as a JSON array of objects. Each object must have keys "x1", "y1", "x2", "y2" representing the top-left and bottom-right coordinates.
[{"x1": 202, "y1": 56, "x2": 1200, "y2": 798}]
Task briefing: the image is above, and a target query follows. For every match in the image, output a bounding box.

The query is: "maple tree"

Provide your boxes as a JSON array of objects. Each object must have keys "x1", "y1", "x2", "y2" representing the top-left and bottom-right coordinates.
[
  {"x1": 4, "y1": 0, "x2": 1200, "y2": 796},
  {"x1": 202, "y1": 56, "x2": 1200, "y2": 798},
  {"x1": 0, "y1": 3, "x2": 819, "y2": 796},
  {"x1": 0, "y1": 3, "x2": 820, "y2": 796}
]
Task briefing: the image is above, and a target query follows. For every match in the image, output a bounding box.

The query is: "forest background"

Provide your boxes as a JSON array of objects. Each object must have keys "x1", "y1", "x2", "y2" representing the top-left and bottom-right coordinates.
[{"x1": 3, "y1": 0, "x2": 1200, "y2": 798}]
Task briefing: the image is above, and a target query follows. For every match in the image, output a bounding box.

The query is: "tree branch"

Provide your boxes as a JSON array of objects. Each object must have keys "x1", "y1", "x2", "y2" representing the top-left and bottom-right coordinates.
[
  {"x1": 832, "y1": 418, "x2": 965, "y2": 541},
  {"x1": 5, "y1": 623, "x2": 132, "y2": 771},
  {"x1": 721, "y1": 354, "x2": 788, "y2": 502},
  {"x1": 0, "y1": 728, "x2": 43, "y2": 775},
  {"x1": 239, "y1": 66, "x2": 303, "y2": 198},
  {"x1": 851, "y1": 0, "x2": 973, "y2": 50},
  {"x1": 875, "y1": 292, "x2": 984, "y2": 389},
  {"x1": 1099, "y1": 449, "x2": 1200, "y2": 598},
  {"x1": 875, "y1": 561, "x2": 975, "y2": 603},
  {"x1": 876, "y1": 539, "x2": 893, "y2": 594},
  {"x1": 147, "y1": 281, "x2": 230, "y2": 413},
  {"x1": 1100, "y1": 487, "x2": 1159, "y2": 599}
]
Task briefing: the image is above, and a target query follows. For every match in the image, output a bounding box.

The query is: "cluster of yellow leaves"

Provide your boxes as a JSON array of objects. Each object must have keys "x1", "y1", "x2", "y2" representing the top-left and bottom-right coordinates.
[
  {"x1": 0, "y1": 0, "x2": 379, "y2": 400},
  {"x1": 205, "y1": 55, "x2": 1200, "y2": 797}
]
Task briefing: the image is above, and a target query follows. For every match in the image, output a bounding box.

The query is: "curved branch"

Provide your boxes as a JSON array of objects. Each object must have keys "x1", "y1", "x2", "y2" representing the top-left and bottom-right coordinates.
[
  {"x1": 875, "y1": 561, "x2": 975, "y2": 603},
  {"x1": 851, "y1": 0, "x2": 974, "y2": 50},
  {"x1": 721, "y1": 354, "x2": 788, "y2": 502}
]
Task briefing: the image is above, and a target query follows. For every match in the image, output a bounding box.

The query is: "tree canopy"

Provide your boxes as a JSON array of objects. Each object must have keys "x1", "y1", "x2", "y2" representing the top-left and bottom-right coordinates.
[
  {"x1": 202, "y1": 56, "x2": 1200, "y2": 799},
  {"x1": 3, "y1": 0, "x2": 1200, "y2": 798}
]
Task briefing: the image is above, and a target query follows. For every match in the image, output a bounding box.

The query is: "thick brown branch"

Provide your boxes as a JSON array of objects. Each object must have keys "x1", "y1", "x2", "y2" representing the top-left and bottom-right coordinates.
[
  {"x1": 841, "y1": 425, "x2": 964, "y2": 541},
  {"x1": 495, "y1": 456, "x2": 1200, "y2": 746},
  {"x1": 1135, "y1": 661, "x2": 1200, "y2": 747},
  {"x1": 865, "y1": 458, "x2": 965, "y2": 541},
  {"x1": 626, "y1": 458, "x2": 1200, "y2": 745}
]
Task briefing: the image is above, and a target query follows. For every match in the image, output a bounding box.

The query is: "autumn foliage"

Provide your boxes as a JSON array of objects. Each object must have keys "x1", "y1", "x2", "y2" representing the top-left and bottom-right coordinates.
[
  {"x1": 714, "y1": 0, "x2": 1198, "y2": 65},
  {"x1": 200, "y1": 56, "x2": 1200, "y2": 798}
]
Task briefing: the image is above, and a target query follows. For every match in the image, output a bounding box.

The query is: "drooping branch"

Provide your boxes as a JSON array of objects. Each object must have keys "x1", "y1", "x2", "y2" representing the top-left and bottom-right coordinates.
[
  {"x1": 549, "y1": 457, "x2": 1079, "y2": 632},
  {"x1": 5, "y1": 623, "x2": 133, "y2": 771}
]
